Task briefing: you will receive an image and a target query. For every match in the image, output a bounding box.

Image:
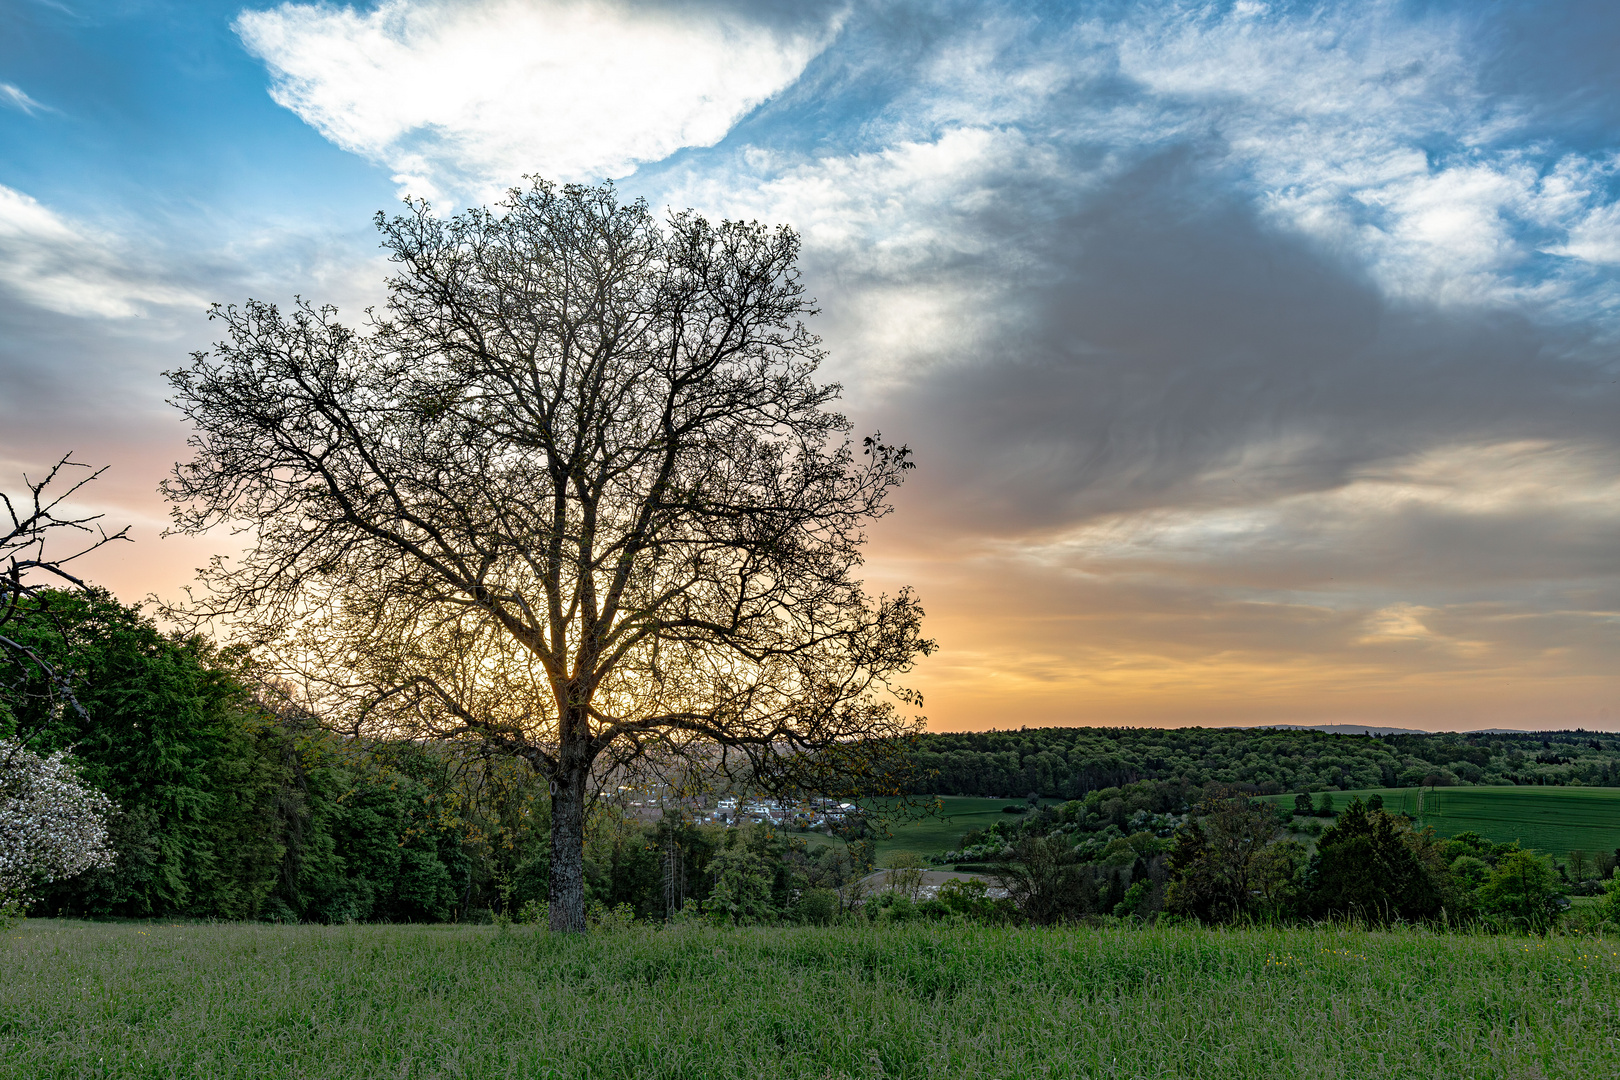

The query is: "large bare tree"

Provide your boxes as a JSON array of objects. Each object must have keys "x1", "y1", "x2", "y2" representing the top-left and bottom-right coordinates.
[{"x1": 163, "y1": 180, "x2": 932, "y2": 931}]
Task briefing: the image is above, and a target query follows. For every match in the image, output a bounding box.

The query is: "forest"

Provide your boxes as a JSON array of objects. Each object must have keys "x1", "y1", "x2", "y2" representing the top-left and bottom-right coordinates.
[{"x1": 903, "y1": 724, "x2": 1620, "y2": 799}]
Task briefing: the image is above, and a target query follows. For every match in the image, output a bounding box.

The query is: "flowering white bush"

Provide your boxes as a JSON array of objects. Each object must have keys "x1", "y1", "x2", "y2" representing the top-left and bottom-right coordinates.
[{"x1": 0, "y1": 738, "x2": 116, "y2": 906}]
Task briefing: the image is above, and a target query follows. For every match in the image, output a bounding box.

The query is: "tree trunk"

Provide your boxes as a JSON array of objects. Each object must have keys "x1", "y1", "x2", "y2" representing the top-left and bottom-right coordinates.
[{"x1": 548, "y1": 761, "x2": 589, "y2": 933}]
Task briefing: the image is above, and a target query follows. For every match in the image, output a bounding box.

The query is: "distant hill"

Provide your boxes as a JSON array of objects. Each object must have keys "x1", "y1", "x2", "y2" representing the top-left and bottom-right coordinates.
[
  {"x1": 1256, "y1": 724, "x2": 1433, "y2": 736},
  {"x1": 906, "y1": 725, "x2": 1620, "y2": 800},
  {"x1": 1256, "y1": 724, "x2": 1537, "y2": 736}
]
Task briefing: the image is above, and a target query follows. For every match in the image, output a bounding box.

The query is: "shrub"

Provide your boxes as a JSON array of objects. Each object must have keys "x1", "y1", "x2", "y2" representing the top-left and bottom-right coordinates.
[
  {"x1": 702, "y1": 847, "x2": 779, "y2": 926},
  {"x1": 1113, "y1": 879, "x2": 1152, "y2": 919},
  {"x1": 586, "y1": 900, "x2": 637, "y2": 932},
  {"x1": 884, "y1": 851, "x2": 928, "y2": 901},
  {"x1": 1601, "y1": 877, "x2": 1620, "y2": 923}
]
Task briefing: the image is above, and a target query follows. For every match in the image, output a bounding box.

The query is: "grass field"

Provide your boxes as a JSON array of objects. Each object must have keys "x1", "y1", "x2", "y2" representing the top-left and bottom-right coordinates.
[
  {"x1": 873, "y1": 797, "x2": 1026, "y2": 860},
  {"x1": 1262, "y1": 786, "x2": 1620, "y2": 858},
  {"x1": 5, "y1": 919, "x2": 1620, "y2": 1078},
  {"x1": 800, "y1": 797, "x2": 1022, "y2": 864}
]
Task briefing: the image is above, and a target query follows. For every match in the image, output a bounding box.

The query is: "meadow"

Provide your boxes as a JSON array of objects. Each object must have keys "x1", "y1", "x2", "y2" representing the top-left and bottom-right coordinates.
[
  {"x1": 4, "y1": 918, "x2": 1617, "y2": 1079},
  {"x1": 1262, "y1": 786, "x2": 1620, "y2": 858}
]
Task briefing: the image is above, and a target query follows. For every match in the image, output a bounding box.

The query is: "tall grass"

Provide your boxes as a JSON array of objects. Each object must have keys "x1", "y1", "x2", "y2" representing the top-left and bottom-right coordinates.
[{"x1": 3, "y1": 918, "x2": 1614, "y2": 1078}]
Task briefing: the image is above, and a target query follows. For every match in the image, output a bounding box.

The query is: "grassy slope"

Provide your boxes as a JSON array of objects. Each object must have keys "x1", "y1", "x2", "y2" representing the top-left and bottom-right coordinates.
[
  {"x1": 874, "y1": 796, "x2": 1024, "y2": 860},
  {"x1": 1263, "y1": 786, "x2": 1620, "y2": 858},
  {"x1": 799, "y1": 797, "x2": 1020, "y2": 864},
  {"x1": 5, "y1": 919, "x2": 1619, "y2": 1078}
]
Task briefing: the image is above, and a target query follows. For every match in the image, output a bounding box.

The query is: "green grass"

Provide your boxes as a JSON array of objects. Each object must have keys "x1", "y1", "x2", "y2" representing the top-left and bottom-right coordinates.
[
  {"x1": 799, "y1": 797, "x2": 1022, "y2": 864},
  {"x1": 1264, "y1": 786, "x2": 1620, "y2": 858},
  {"x1": 5, "y1": 919, "x2": 1620, "y2": 1078},
  {"x1": 872, "y1": 797, "x2": 1027, "y2": 861}
]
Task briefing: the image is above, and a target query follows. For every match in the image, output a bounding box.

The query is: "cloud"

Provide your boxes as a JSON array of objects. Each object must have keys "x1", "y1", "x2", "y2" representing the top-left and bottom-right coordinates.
[
  {"x1": 0, "y1": 185, "x2": 204, "y2": 318},
  {"x1": 875, "y1": 434, "x2": 1620, "y2": 728},
  {"x1": 640, "y1": 1, "x2": 1620, "y2": 728},
  {"x1": 0, "y1": 82, "x2": 51, "y2": 115},
  {"x1": 235, "y1": 0, "x2": 841, "y2": 200},
  {"x1": 37, "y1": 0, "x2": 1606, "y2": 728}
]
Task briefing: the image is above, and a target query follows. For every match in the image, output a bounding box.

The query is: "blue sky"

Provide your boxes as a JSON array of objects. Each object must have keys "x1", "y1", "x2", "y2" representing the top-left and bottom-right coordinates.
[{"x1": 3, "y1": 0, "x2": 1619, "y2": 730}]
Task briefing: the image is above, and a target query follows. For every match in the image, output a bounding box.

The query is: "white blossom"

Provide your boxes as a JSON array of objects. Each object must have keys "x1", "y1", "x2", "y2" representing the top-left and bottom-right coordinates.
[{"x1": 0, "y1": 737, "x2": 116, "y2": 902}]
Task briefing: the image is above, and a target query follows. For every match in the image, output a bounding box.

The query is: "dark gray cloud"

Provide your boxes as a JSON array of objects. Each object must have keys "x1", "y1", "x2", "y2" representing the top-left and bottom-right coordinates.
[{"x1": 881, "y1": 143, "x2": 1620, "y2": 534}]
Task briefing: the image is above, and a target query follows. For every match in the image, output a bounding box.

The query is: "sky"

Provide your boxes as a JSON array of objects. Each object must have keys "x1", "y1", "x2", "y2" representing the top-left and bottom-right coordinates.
[{"x1": 3, "y1": 0, "x2": 1619, "y2": 733}]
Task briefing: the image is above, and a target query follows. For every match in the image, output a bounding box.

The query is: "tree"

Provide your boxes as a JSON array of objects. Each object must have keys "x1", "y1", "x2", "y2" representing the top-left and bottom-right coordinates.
[
  {"x1": 1, "y1": 455, "x2": 130, "y2": 721},
  {"x1": 992, "y1": 834, "x2": 1090, "y2": 924},
  {"x1": 0, "y1": 738, "x2": 116, "y2": 909},
  {"x1": 1165, "y1": 790, "x2": 1302, "y2": 923},
  {"x1": 1306, "y1": 798, "x2": 1445, "y2": 923},
  {"x1": 1477, "y1": 849, "x2": 1566, "y2": 931},
  {"x1": 162, "y1": 179, "x2": 932, "y2": 932},
  {"x1": 884, "y1": 850, "x2": 929, "y2": 901}
]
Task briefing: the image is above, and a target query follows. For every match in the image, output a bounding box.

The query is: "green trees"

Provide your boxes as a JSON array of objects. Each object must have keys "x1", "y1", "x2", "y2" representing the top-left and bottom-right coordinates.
[
  {"x1": 1305, "y1": 799, "x2": 1446, "y2": 923},
  {"x1": 3, "y1": 589, "x2": 481, "y2": 921},
  {"x1": 904, "y1": 726, "x2": 1620, "y2": 799},
  {"x1": 1475, "y1": 849, "x2": 1566, "y2": 931},
  {"x1": 5, "y1": 588, "x2": 280, "y2": 917},
  {"x1": 1165, "y1": 792, "x2": 1304, "y2": 923},
  {"x1": 991, "y1": 835, "x2": 1089, "y2": 924}
]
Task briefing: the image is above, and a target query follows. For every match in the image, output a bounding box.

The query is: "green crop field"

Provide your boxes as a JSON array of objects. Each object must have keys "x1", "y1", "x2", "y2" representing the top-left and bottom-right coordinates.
[
  {"x1": 5, "y1": 918, "x2": 1620, "y2": 1078},
  {"x1": 798, "y1": 797, "x2": 1023, "y2": 863},
  {"x1": 1265, "y1": 786, "x2": 1620, "y2": 858},
  {"x1": 872, "y1": 796, "x2": 1027, "y2": 860}
]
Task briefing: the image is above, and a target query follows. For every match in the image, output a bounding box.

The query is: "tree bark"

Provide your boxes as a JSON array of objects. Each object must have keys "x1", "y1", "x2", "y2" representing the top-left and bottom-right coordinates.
[{"x1": 548, "y1": 758, "x2": 589, "y2": 933}]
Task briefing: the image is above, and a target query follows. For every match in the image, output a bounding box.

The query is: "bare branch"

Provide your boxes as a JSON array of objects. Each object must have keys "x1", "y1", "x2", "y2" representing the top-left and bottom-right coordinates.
[{"x1": 1, "y1": 455, "x2": 131, "y2": 717}]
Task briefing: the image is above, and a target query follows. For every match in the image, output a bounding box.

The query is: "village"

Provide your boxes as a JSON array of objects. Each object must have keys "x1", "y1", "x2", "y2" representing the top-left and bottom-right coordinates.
[{"x1": 618, "y1": 789, "x2": 860, "y2": 831}]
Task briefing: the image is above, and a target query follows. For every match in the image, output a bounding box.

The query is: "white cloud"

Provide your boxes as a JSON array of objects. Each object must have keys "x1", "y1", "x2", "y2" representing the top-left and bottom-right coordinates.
[
  {"x1": 0, "y1": 185, "x2": 202, "y2": 318},
  {"x1": 235, "y1": 0, "x2": 837, "y2": 200},
  {"x1": 0, "y1": 83, "x2": 50, "y2": 115},
  {"x1": 1092, "y1": 3, "x2": 1620, "y2": 310},
  {"x1": 663, "y1": 126, "x2": 1063, "y2": 391}
]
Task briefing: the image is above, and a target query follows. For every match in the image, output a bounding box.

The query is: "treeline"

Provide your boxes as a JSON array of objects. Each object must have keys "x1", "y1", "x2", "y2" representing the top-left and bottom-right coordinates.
[{"x1": 904, "y1": 726, "x2": 1620, "y2": 799}]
